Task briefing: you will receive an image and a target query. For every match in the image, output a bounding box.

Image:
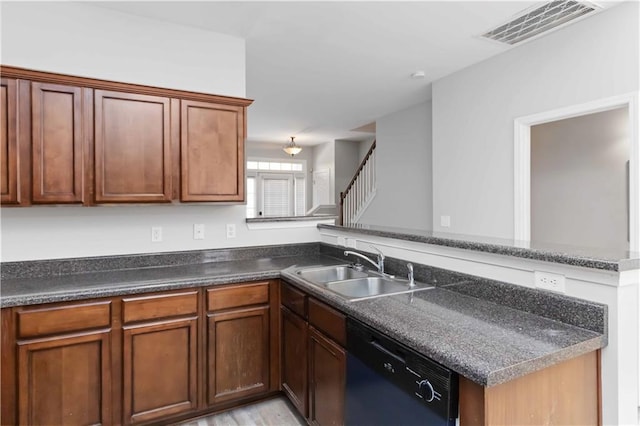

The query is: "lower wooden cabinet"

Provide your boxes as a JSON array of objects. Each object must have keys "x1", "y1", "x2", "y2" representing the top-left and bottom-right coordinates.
[
  {"x1": 0, "y1": 300, "x2": 114, "y2": 425},
  {"x1": 121, "y1": 290, "x2": 199, "y2": 424},
  {"x1": 308, "y1": 326, "x2": 345, "y2": 426},
  {"x1": 280, "y1": 282, "x2": 347, "y2": 426},
  {"x1": 1, "y1": 281, "x2": 278, "y2": 426},
  {"x1": 207, "y1": 306, "x2": 270, "y2": 405},
  {"x1": 122, "y1": 318, "x2": 198, "y2": 424},
  {"x1": 281, "y1": 305, "x2": 309, "y2": 416},
  {"x1": 17, "y1": 330, "x2": 112, "y2": 426}
]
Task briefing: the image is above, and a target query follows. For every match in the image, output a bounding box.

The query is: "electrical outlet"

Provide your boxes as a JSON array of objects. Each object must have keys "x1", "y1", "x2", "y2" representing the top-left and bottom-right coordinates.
[
  {"x1": 440, "y1": 215, "x2": 451, "y2": 228},
  {"x1": 534, "y1": 271, "x2": 566, "y2": 293},
  {"x1": 193, "y1": 224, "x2": 205, "y2": 240},
  {"x1": 337, "y1": 236, "x2": 346, "y2": 246},
  {"x1": 226, "y1": 224, "x2": 236, "y2": 239},
  {"x1": 151, "y1": 226, "x2": 162, "y2": 243}
]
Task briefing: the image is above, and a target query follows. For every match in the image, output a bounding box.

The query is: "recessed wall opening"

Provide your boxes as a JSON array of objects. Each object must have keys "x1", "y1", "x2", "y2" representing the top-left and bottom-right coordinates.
[
  {"x1": 530, "y1": 106, "x2": 630, "y2": 251},
  {"x1": 514, "y1": 93, "x2": 639, "y2": 253}
]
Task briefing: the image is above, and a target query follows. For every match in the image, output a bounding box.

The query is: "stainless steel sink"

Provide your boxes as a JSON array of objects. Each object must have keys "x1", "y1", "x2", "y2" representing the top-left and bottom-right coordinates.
[
  {"x1": 325, "y1": 276, "x2": 432, "y2": 301},
  {"x1": 293, "y1": 265, "x2": 434, "y2": 301},
  {"x1": 296, "y1": 265, "x2": 369, "y2": 283}
]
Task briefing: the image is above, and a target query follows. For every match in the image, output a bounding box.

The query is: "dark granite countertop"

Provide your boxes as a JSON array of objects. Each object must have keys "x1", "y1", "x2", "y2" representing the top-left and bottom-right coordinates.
[
  {"x1": 0, "y1": 254, "x2": 343, "y2": 308},
  {"x1": 282, "y1": 266, "x2": 604, "y2": 386},
  {"x1": 1, "y1": 246, "x2": 606, "y2": 388},
  {"x1": 319, "y1": 223, "x2": 640, "y2": 271}
]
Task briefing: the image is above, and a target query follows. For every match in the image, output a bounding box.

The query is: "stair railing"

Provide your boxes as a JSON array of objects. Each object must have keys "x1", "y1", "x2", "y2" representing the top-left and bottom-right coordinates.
[{"x1": 339, "y1": 140, "x2": 376, "y2": 225}]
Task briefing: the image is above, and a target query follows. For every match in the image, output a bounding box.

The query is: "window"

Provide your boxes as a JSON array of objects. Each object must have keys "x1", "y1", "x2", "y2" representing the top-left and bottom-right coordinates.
[
  {"x1": 246, "y1": 159, "x2": 306, "y2": 218},
  {"x1": 262, "y1": 174, "x2": 292, "y2": 216}
]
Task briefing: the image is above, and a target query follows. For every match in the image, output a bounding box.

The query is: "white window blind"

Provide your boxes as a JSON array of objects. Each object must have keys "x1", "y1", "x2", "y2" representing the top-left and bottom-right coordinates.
[{"x1": 262, "y1": 176, "x2": 292, "y2": 217}]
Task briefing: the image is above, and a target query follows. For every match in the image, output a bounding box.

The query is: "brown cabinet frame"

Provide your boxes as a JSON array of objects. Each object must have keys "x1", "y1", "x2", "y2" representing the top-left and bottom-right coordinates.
[{"x1": 0, "y1": 65, "x2": 253, "y2": 206}]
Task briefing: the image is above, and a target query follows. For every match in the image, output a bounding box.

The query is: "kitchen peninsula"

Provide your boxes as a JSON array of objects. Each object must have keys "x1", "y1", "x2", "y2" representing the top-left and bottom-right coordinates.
[
  {"x1": 318, "y1": 223, "x2": 639, "y2": 426},
  {"x1": 2, "y1": 224, "x2": 636, "y2": 425}
]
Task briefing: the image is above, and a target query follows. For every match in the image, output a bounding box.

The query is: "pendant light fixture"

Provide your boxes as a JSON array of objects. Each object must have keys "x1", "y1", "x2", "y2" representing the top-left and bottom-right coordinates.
[{"x1": 283, "y1": 136, "x2": 302, "y2": 157}]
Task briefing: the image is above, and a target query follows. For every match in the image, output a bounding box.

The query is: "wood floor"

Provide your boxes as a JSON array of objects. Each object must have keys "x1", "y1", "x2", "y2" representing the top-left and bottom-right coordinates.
[{"x1": 177, "y1": 397, "x2": 305, "y2": 426}]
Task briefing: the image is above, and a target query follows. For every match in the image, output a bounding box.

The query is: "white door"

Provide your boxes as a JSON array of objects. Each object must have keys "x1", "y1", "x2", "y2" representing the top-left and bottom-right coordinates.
[{"x1": 313, "y1": 169, "x2": 330, "y2": 207}]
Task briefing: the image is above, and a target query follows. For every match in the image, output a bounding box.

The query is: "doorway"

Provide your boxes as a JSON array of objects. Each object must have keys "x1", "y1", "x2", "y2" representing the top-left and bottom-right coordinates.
[
  {"x1": 529, "y1": 107, "x2": 629, "y2": 250},
  {"x1": 514, "y1": 93, "x2": 639, "y2": 252}
]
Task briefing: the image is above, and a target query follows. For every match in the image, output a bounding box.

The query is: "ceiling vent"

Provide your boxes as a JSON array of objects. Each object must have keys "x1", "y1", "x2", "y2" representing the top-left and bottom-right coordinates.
[{"x1": 482, "y1": 0, "x2": 600, "y2": 45}]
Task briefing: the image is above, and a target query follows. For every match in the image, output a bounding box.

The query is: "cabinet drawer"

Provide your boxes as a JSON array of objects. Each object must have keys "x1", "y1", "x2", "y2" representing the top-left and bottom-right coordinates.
[
  {"x1": 308, "y1": 298, "x2": 346, "y2": 347},
  {"x1": 281, "y1": 282, "x2": 307, "y2": 318},
  {"x1": 122, "y1": 291, "x2": 198, "y2": 324},
  {"x1": 18, "y1": 301, "x2": 112, "y2": 338},
  {"x1": 207, "y1": 282, "x2": 269, "y2": 311}
]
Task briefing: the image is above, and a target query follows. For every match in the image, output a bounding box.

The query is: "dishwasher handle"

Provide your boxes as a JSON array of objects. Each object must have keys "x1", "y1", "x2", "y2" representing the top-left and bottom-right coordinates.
[{"x1": 370, "y1": 338, "x2": 406, "y2": 364}]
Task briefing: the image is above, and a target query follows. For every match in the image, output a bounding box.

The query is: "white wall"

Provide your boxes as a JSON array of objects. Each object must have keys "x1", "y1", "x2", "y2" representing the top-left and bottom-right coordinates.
[
  {"x1": 246, "y1": 141, "x2": 315, "y2": 212},
  {"x1": 432, "y1": 2, "x2": 639, "y2": 238},
  {"x1": 359, "y1": 101, "x2": 432, "y2": 230},
  {"x1": 0, "y1": 206, "x2": 322, "y2": 261},
  {"x1": 0, "y1": 2, "x2": 321, "y2": 261},
  {"x1": 334, "y1": 140, "x2": 362, "y2": 206},
  {"x1": 312, "y1": 141, "x2": 336, "y2": 206},
  {"x1": 0, "y1": 2, "x2": 245, "y2": 97},
  {"x1": 531, "y1": 107, "x2": 630, "y2": 250}
]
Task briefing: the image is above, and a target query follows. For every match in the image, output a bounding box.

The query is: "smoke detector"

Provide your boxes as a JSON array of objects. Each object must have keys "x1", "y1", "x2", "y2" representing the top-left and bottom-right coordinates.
[{"x1": 482, "y1": 0, "x2": 601, "y2": 45}]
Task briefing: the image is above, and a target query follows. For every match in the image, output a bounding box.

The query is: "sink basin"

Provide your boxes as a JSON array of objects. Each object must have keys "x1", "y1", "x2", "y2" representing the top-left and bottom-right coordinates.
[
  {"x1": 296, "y1": 265, "x2": 368, "y2": 283},
  {"x1": 325, "y1": 277, "x2": 433, "y2": 301},
  {"x1": 292, "y1": 264, "x2": 434, "y2": 301}
]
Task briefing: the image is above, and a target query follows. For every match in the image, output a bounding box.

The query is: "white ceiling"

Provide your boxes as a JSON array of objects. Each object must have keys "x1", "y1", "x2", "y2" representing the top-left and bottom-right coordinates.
[{"x1": 93, "y1": 1, "x2": 618, "y2": 146}]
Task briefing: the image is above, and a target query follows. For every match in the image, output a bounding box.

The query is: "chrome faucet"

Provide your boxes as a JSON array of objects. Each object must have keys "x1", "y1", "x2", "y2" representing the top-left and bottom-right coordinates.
[
  {"x1": 407, "y1": 263, "x2": 416, "y2": 288},
  {"x1": 344, "y1": 245, "x2": 385, "y2": 274}
]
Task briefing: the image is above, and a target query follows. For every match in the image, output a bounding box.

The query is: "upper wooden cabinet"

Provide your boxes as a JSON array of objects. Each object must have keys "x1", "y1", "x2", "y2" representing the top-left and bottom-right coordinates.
[
  {"x1": 31, "y1": 82, "x2": 88, "y2": 204},
  {"x1": 181, "y1": 100, "x2": 245, "y2": 202},
  {"x1": 0, "y1": 66, "x2": 252, "y2": 206},
  {"x1": 1, "y1": 78, "x2": 19, "y2": 204},
  {"x1": 94, "y1": 90, "x2": 174, "y2": 203}
]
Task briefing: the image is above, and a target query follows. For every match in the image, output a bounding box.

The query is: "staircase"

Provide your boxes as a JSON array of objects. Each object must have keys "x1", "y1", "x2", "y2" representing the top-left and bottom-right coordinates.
[{"x1": 339, "y1": 141, "x2": 376, "y2": 225}]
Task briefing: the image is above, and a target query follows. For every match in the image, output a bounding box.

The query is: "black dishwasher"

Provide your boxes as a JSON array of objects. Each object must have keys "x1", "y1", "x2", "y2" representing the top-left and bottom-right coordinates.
[{"x1": 345, "y1": 318, "x2": 458, "y2": 426}]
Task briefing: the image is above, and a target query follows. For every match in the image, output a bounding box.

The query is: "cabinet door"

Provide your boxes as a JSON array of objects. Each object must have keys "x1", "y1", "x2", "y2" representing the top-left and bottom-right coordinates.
[
  {"x1": 122, "y1": 317, "x2": 197, "y2": 424},
  {"x1": 31, "y1": 82, "x2": 86, "y2": 204},
  {"x1": 94, "y1": 90, "x2": 173, "y2": 203},
  {"x1": 281, "y1": 306, "x2": 308, "y2": 417},
  {"x1": 308, "y1": 327, "x2": 346, "y2": 426},
  {"x1": 207, "y1": 306, "x2": 270, "y2": 405},
  {"x1": 180, "y1": 100, "x2": 244, "y2": 202},
  {"x1": 1, "y1": 78, "x2": 18, "y2": 204},
  {"x1": 17, "y1": 331, "x2": 112, "y2": 425}
]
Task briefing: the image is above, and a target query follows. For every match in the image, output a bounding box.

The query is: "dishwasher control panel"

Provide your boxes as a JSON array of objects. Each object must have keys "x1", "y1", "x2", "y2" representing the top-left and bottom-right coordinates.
[{"x1": 347, "y1": 318, "x2": 459, "y2": 422}]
